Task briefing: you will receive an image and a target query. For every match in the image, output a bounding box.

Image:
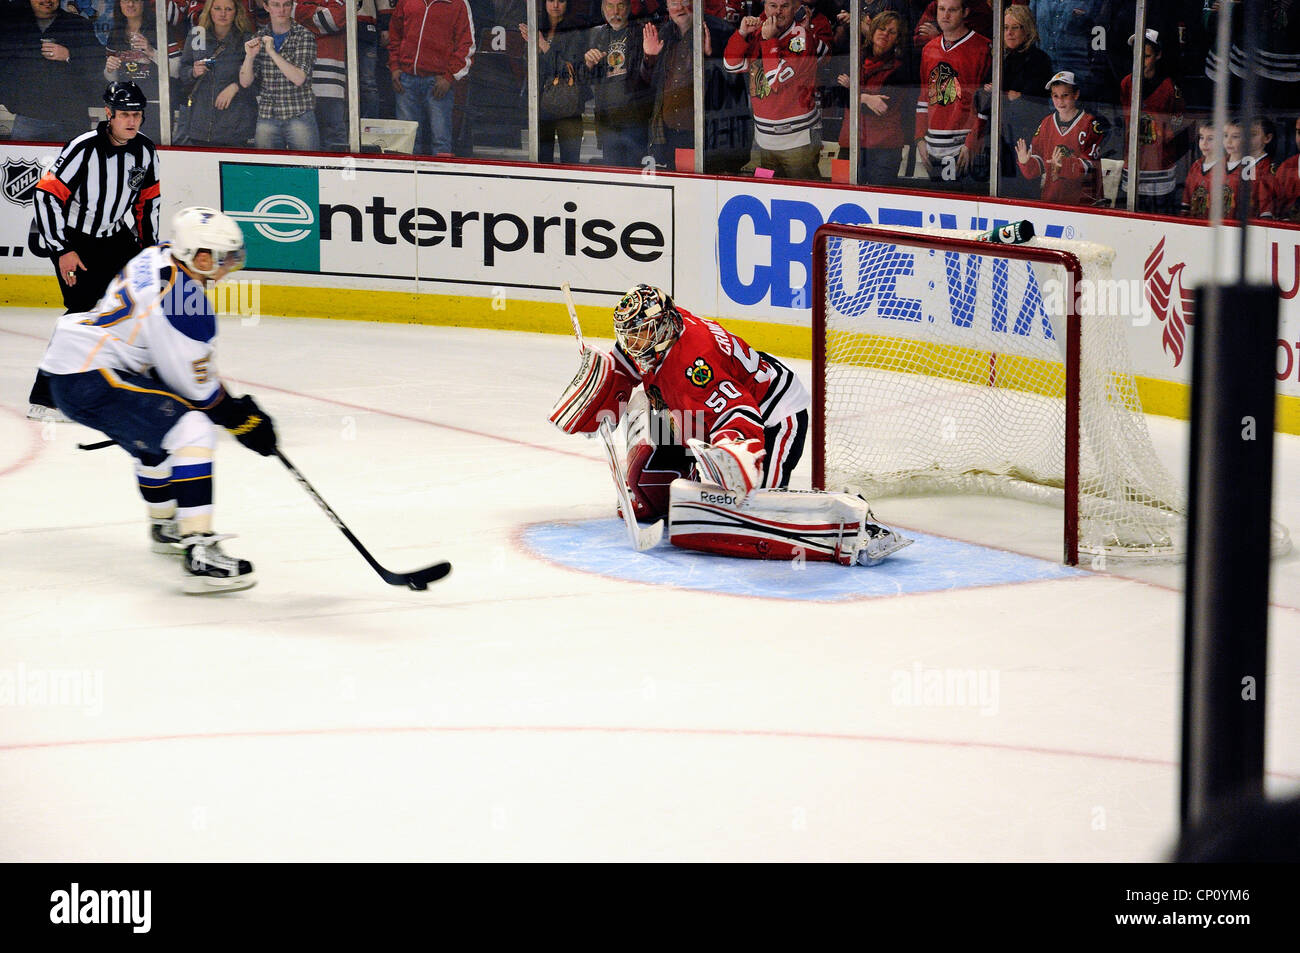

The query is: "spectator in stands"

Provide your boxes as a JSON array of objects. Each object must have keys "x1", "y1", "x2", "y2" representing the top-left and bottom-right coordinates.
[
  {"x1": 238, "y1": 0, "x2": 320, "y2": 150},
  {"x1": 1272, "y1": 116, "x2": 1300, "y2": 220},
  {"x1": 520, "y1": 0, "x2": 589, "y2": 164},
  {"x1": 293, "y1": 0, "x2": 347, "y2": 153},
  {"x1": 914, "y1": 0, "x2": 990, "y2": 190},
  {"x1": 1, "y1": 0, "x2": 102, "y2": 142},
  {"x1": 1117, "y1": 28, "x2": 1185, "y2": 215},
  {"x1": 985, "y1": 1, "x2": 1052, "y2": 198},
  {"x1": 357, "y1": 0, "x2": 383, "y2": 119},
  {"x1": 388, "y1": 0, "x2": 476, "y2": 156},
  {"x1": 582, "y1": 0, "x2": 653, "y2": 168},
  {"x1": 723, "y1": 0, "x2": 829, "y2": 180},
  {"x1": 836, "y1": 9, "x2": 906, "y2": 186},
  {"x1": 103, "y1": 0, "x2": 171, "y2": 142},
  {"x1": 1181, "y1": 116, "x2": 1251, "y2": 219},
  {"x1": 176, "y1": 0, "x2": 257, "y2": 146},
  {"x1": 1015, "y1": 69, "x2": 1102, "y2": 205},
  {"x1": 64, "y1": 0, "x2": 114, "y2": 45},
  {"x1": 1029, "y1": 0, "x2": 1116, "y2": 153},
  {"x1": 639, "y1": 0, "x2": 740, "y2": 172},
  {"x1": 913, "y1": 0, "x2": 989, "y2": 53},
  {"x1": 1244, "y1": 116, "x2": 1275, "y2": 218}
]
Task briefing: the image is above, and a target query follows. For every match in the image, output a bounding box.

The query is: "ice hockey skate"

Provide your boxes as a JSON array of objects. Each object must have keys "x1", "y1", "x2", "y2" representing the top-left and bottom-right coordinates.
[
  {"x1": 182, "y1": 533, "x2": 255, "y2": 593},
  {"x1": 150, "y1": 519, "x2": 186, "y2": 556},
  {"x1": 855, "y1": 519, "x2": 914, "y2": 567}
]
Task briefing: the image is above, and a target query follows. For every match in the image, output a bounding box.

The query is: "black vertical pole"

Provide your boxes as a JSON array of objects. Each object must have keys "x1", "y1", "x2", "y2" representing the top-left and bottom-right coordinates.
[{"x1": 1179, "y1": 284, "x2": 1279, "y2": 830}]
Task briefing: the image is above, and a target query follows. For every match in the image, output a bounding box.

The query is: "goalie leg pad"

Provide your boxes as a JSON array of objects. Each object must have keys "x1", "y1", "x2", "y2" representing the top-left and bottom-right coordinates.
[{"x1": 667, "y1": 480, "x2": 913, "y2": 566}]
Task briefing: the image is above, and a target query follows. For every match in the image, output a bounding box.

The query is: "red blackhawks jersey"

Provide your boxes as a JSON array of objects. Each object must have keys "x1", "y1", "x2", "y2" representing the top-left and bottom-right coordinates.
[
  {"x1": 915, "y1": 30, "x2": 991, "y2": 159},
  {"x1": 1119, "y1": 73, "x2": 1185, "y2": 197},
  {"x1": 1017, "y1": 110, "x2": 1103, "y2": 206},
  {"x1": 1182, "y1": 159, "x2": 1271, "y2": 219},
  {"x1": 723, "y1": 19, "x2": 829, "y2": 150},
  {"x1": 1274, "y1": 154, "x2": 1300, "y2": 221},
  {"x1": 590, "y1": 310, "x2": 810, "y2": 449}
]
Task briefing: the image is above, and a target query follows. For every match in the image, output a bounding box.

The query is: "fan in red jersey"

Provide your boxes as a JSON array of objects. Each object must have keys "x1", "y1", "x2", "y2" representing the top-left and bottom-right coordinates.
[{"x1": 549, "y1": 285, "x2": 912, "y2": 566}]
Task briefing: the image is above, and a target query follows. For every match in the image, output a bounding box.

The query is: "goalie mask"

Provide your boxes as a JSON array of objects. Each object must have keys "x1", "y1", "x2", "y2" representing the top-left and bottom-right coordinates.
[
  {"x1": 170, "y1": 206, "x2": 247, "y2": 279},
  {"x1": 613, "y1": 284, "x2": 683, "y2": 374}
]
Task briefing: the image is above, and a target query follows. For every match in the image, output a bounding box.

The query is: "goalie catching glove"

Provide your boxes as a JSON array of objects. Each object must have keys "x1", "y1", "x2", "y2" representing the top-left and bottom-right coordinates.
[
  {"x1": 688, "y1": 435, "x2": 765, "y2": 494},
  {"x1": 210, "y1": 393, "x2": 278, "y2": 456}
]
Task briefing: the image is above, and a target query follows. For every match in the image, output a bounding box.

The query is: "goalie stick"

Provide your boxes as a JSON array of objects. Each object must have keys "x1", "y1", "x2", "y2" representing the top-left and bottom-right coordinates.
[
  {"x1": 563, "y1": 282, "x2": 664, "y2": 552},
  {"x1": 599, "y1": 418, "x2": 665, "y2": 552}
]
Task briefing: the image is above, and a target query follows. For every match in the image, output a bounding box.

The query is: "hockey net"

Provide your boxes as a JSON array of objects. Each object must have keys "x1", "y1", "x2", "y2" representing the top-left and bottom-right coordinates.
[{"x1": 812, "y1": 224, "x2": 1194, "y2": 565}]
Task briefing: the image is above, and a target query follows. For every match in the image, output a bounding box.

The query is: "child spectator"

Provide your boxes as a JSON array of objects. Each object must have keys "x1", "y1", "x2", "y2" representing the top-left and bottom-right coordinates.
[
  {"x1": 836, "y1": 9, "x2": 906, "y2": 186},
  {"x1": 1182, "y1": 117, "x2": 1255, "y2": 219},
  {"x1": 1272, "y1": 117, "x2": 1300, "y2": 221},
  {"x1": 1244, "y1": 116, "x2": 1276, "y2": 218},
  {"x1": 1118, "y1": 29, "x2": 1185, "y2": 214},
  {"x1": 1015, "y1": 70, "x2": 1102, "y2": 205}
]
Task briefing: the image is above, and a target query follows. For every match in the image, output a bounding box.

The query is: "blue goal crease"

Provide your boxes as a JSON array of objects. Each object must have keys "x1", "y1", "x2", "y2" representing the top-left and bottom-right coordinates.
[{"x1": 521, "y1": 519, "x2": 1083, "y2": 602}]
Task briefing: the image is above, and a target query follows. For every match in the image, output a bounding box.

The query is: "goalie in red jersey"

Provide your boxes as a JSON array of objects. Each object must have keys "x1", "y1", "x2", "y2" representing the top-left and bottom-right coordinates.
[{"x1": 550, "y1": 285, "x2": 912, "y2": 566}]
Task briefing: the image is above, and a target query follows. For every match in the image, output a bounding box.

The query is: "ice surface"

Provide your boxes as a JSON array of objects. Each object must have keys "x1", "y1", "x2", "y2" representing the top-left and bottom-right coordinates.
[{"x1": 1, "y1": 308, "x2": 1296, "y2": 861}]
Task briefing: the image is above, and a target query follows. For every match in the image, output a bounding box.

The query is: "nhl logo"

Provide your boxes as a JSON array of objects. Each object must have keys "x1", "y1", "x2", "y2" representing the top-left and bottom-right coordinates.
[
  {"x1": 127, "y1": 166, "x2": 147, "y2": 191},
  {"x1": 2, "y1": 158, "x2": 42, "y2": 208}
]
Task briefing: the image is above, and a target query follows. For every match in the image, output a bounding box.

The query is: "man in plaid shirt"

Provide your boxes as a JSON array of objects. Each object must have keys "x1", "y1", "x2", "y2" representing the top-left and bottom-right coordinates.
[{"x1": 238, "y1": 0, "x2": 320, "y2": 150}]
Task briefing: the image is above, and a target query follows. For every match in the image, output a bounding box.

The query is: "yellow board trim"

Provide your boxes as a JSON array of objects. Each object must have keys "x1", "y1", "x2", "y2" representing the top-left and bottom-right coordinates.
[{"x1": 5, "y1": 274, "x2": 1294, "y2": 434}]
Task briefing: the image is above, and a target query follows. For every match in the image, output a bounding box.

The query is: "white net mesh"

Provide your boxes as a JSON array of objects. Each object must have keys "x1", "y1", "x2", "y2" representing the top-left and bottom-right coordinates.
[{"x1": 818, "y1": 226, "x2": 1189, "y2": 561}]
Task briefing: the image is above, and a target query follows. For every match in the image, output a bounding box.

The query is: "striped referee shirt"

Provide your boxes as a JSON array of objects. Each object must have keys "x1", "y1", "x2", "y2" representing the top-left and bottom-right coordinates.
[{"x1": 33, "y1": 122, "x2": 161, "y2": 256}]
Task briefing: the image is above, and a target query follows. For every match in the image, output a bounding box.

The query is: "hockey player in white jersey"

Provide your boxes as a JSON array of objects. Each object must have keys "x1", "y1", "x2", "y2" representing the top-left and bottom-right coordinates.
[
  {"x1": 550, "y1": 284, "x2": 912, "y2": 566},
  {"x1": 39, "y1": 207, "x2": 276, "y2": 593}
]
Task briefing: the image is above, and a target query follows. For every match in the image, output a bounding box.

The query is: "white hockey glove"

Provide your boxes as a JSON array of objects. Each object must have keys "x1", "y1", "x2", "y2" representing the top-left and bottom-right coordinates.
[
  {"x1": 549, "y1": 345, "x2": 616, "y2": 436},
  {"x1": 688, "y1": 436, "x2": 765, "y2": 494}
]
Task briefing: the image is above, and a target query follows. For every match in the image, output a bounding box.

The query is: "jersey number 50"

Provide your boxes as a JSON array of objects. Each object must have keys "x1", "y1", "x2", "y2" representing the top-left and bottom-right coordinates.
[{"x1": 704, "y1": 380, "x2": 742, "y2": 412}]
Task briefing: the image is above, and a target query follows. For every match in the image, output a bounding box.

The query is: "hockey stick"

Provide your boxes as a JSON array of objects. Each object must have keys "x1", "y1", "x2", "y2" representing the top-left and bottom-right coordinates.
[
  {"x1": 276, "y1": 450, "x2": 451, "y2": 590},
  {"x1": 562, "y1": 283, "x2": 663, "y2": 552},
  {"x1": 77, "y1": 439, "x2": 118, "y2": 451},
  {"x1": 560, "y1": 281, "x2": 584, "y2": 350}
]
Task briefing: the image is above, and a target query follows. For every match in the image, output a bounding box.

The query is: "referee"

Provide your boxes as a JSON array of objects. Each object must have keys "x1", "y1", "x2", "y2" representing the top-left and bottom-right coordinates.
[{"x1": 28, "y1": 81, "x2": 162, "y2": 420}]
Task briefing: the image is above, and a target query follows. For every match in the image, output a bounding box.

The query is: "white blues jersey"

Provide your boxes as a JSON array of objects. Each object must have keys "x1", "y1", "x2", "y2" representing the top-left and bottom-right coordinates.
[{"x1": 39, "y1": 244, "x2": 223, "y2": 410}]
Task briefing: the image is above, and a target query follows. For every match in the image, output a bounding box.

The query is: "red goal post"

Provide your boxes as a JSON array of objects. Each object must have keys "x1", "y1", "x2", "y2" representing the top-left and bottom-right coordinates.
[{"x1": 810, "y1": 222, "x2": 1174, "y2": 567}]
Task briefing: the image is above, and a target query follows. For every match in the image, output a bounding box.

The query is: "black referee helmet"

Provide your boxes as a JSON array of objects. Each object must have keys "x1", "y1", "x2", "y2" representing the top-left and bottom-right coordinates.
[{"x1": 104, "y1": 82, "x2": 148, "y2": 114}]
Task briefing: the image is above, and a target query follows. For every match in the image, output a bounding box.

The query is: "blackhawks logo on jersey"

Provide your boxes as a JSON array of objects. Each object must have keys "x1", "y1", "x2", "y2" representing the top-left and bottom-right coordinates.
[
  {"x1": 928, "y1": 62, "x2": 960, "y2": 107},
  {"x1": 1187, "y1": 182, "x2": 1238, "y2": 220},
  {"x1": 748, "y1": 60, "x2": 773, "y2": 99},
  {"x1": 1138, "y1": 113, "x2": 1157, "y2": 145},
  {"x1": 686, "y1": 358, "x2": 713, "y2": 387}
]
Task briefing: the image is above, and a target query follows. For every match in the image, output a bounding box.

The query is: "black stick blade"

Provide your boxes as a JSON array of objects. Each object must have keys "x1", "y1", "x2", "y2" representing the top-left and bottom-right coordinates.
[{"x1": 400, "y1": 561, "x2": 452, "y2": 590}]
